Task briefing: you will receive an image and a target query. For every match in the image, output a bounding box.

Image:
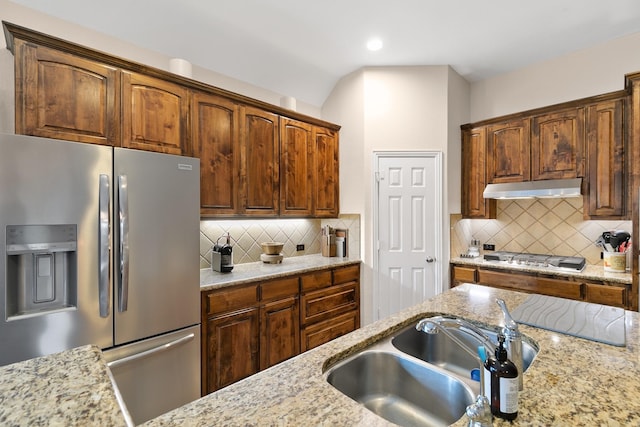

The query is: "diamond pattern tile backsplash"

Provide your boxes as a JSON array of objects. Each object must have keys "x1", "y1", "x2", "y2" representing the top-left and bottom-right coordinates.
[
  {"x1": 200, "y1": 214, "x2": 361, "y2": 268},
  {"x1": 451, "y1": 197, "x2": 631, "y2": 266}
]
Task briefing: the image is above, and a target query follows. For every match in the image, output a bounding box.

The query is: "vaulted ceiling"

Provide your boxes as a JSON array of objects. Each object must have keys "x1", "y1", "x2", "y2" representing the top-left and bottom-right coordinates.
[{"x1": 10, "y1": 0, "x2": 640, "y2": 106}]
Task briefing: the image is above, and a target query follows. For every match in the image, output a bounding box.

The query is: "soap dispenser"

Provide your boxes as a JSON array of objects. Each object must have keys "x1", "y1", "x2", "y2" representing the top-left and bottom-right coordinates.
[{"x1": 484, "y1": 333, "x2": 519, "y2": 421}]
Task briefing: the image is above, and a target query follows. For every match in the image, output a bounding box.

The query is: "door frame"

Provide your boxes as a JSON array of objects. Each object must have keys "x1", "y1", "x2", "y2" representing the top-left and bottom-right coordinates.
[{"x1": 372, "y1": 150, "x2": 444, "y2": 322}]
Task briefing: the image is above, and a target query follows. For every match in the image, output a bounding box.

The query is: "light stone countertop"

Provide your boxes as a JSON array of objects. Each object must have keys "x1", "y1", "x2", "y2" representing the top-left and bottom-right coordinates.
[
  {"x1": 451, "y1": 256, "x2": 632, "y2": 285},
  {"x1": 0, "y1": 345, "x2": 130, "y2": 426},
  {"x1": 145, "y1": 283, "x2": 640, "y2": 426},
  {"x1": 200, "y1": 254, "x2": 362, "y2": 291}
]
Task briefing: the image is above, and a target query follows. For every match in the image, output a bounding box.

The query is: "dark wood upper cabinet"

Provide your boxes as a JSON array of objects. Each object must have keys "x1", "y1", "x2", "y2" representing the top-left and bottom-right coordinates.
[
  {"x1": 531, "y1": 108, "x2": 585, "y2": 180},
  {"x1": 13, "y1": 39, "x2": 120, "y2": 146},
  {"x1": 486, "y1": 119, "x2": 531, "y2": 183},
  {"x1": 312, "y1": 126, "x2": 339, "y2": 218},
  {"x1": 462, "y1": 126, "x2": 495, "y2": 219},
  {"x1": 240, "y1": 106, "x2": 280, "y2": 216},
  {"x1": 193, "y1": 92, "x2": 240, "y2": 216},
  {"x1": 280, "y1": 117, "x2": 313, "y2": 217},
  {"x1": 122, "y1": 71, "x2": 190, "y2": 155},
  {"x1": 5, "y1": 22, "x2": 341, "y2": 219},
  {"x1": 585, "y1": 98, "x2": 625, "y2": 218}
]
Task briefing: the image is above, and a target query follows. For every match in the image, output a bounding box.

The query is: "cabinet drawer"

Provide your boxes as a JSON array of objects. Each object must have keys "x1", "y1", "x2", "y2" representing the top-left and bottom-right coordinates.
[
  {"x1": 453, "y1": 266, "x2": 477, "y2": 283},
  {"x1": 477, "y1": 269, "x2": 582, "y2": 300},
  {"x1": 206, "y1": 284, "x2": 259, "y2": 316},
  {"x1": 583, "y1": 283, "x2": 626, "y2": 308},
  {"x1": 300, "y1": 270, "x2": 332, "y2": 292},
  {"x1": 301, "y1": 282, "x2": 358, "y2": 325},
  {"x1": 301, "y1": 310, "x2": 359, "y2": 351},
  {"x1": 333, "y1": 264, "x2": 360, "y2": 285},
  {"x1": 261, "y1": 276, "x2": 299, "y2": 301}
]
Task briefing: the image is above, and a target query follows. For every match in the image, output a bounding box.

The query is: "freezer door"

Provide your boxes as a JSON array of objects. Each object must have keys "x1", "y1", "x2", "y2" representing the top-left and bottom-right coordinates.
[
  {"x1": 0, "y1": 134, "x2": 113, "y2": 366},
  {"x1": 113, "y1": 148, "x2": 200, "y2": 344},
  {"x1": 104, "y1": 324, "x2": 201, "y2": 425}
]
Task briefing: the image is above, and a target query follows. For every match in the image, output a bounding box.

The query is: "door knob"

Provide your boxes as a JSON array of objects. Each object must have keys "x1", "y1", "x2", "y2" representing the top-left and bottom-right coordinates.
[{"x1": 426, "y1": 256, "x2": 435, "y2": 263}]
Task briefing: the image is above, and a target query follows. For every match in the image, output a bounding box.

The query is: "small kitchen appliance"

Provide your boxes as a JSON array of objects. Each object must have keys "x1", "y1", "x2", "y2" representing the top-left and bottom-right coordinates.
[
  {"x1": 212, "y1": 233, "x2": 234, "y2": 272},
  {"x1": 260, "y1": 241, "x2": 284, "y2": 264}
]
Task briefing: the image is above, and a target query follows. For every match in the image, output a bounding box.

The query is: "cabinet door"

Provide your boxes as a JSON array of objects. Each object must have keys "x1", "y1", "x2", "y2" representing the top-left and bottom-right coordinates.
[
  {"x1": 193, "y1": 92, "x2": 240, "y2": 216},
  {"x1": 259, "y1": 296, "x2": 300, "y2": 370},
  {"x1": 122, "y1": 71, "x2": 189, "y2": 155},
  {"x1": 531, "y1": 108, "x2": 585, "y2": 180},
  {"x1": 462, "y1": 127, "x2": 495, "y2": 218},
  {"x1": 206, "y1": 307, "x2": 259, "y2": 394},
  {"x1": 487, "y1": 119, "x2": 531, "y2": 183},
  {"x1": 240, "y1": 106, "x2": 280, "y2": 215},
  {"x1": 585, "y1": 99, "x2": 625, "y2": 218},
  {"x1": 14, "y1": 39, "x2": 120, "y2": 146},
  {"x1": 280, "y1": 117, "x2": 313, "y2": 216},
  {"x1": 313, "y1": 126, "x2": 339, "y2": 217}
]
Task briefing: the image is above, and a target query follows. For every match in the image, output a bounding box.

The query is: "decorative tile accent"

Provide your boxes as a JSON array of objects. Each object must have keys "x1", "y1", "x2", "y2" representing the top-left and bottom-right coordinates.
[
  {"x1": 451, "y1": 197, "x2": 631, "y2": 266},
  {"x1": 200, "y1": 214, "x2": 361, "y2": 268}
]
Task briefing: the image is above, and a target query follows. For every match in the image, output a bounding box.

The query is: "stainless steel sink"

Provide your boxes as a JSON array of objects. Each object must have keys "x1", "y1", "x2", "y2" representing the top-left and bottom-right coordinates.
[
  {"x1": 326, "y1": 350, "x2": 475, "y2": 427},
  {"x1": 391, "y1": 322, "x2": 538, "y2": 379},
  {"x1": 324, "y1": 315, "x2": 538, "y2": 427}
]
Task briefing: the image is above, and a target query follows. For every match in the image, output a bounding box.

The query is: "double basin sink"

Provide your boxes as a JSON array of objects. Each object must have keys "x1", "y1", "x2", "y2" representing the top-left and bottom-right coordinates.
[{"x1": 324, "y1": 315, "x2": 538, "y2": 427}]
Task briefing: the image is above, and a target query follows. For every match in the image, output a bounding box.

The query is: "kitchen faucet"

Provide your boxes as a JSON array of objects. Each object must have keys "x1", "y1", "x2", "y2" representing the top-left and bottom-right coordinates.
[{"x1": 416, "y1": 316, "x2": 493, "y2": 427}]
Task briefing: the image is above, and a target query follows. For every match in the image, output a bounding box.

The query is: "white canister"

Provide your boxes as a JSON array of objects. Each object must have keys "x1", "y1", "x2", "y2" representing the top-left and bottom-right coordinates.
[
  {"x1": 603, "y1": 252, "x2": 626, "y2": 272},
  {"x1": 335, "y1": 237, "x2": 345, "y2": 258}
]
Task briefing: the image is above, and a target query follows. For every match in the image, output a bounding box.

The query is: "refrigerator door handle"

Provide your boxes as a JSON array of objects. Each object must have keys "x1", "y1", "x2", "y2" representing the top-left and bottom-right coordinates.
[
  {"x1": 98, "y1": 174, "x2": 111, "y2": 317},
  {"x1": 106, "y1": 333, "x2": 195, "y2": 369},
  {"x1": 118, "y1": 174, "x2": 130, "y2": 312}
]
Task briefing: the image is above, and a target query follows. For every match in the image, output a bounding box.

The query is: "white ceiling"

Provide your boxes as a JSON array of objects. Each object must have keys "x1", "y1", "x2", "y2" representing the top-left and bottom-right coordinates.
[{"x1": 9, "y1": 0, "x2": 640, "y2": 107}]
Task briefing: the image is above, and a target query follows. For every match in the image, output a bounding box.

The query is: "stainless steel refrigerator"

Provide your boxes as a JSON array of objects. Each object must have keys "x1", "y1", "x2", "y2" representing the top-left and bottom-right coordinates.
[{"x1": 0, "y1": 133, "x2": 201, "y2": 424}]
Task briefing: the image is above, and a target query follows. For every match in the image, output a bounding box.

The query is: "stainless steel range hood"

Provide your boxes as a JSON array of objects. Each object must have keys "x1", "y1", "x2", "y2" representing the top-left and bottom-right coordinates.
[{"x1": 483, "y1": 178, "x2": 582, "y2": 199}]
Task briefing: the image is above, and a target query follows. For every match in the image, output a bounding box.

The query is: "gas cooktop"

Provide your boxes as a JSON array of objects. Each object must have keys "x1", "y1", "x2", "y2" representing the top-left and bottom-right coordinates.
[{"x1": 483, "y1": 251, "x2": 586, "y2": 272}]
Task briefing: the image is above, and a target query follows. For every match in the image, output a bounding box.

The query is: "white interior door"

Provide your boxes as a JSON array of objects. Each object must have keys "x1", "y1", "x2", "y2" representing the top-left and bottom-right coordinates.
[{"x1": 373, "y1": 152, "x2": 443, "y2": 321}]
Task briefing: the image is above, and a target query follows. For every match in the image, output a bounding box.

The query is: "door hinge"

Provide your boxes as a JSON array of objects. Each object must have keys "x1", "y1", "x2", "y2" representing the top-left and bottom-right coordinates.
[{"x1": 375, "y1": 171, "x2": 385, "y2": 182}]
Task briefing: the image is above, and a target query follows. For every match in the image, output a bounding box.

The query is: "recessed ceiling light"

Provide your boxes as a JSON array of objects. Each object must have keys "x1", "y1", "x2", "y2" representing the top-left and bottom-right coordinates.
[{"x1": 366, "y1": 38, "x2": 383, "y2": 51}]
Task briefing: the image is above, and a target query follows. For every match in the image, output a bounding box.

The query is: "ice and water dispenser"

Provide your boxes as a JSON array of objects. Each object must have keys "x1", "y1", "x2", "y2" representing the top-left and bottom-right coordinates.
[{"x1": 5, "y1": 225, "x2": 77, "y2": 319}]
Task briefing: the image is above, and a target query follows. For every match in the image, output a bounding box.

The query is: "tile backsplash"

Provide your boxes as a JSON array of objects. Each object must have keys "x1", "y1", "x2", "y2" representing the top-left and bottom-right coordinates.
[
  {"x1": 451, "y1": 197, "x2": 631, "y2": 266},
  {"x1": 200, "y1": 214, "x2": 361, "y2": 268}
]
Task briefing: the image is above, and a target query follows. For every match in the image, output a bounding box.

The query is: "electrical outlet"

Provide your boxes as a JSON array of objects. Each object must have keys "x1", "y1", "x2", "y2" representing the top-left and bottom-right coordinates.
[
  {"x1": 483, "y1": 244, "x2": 495, "y2": 251},
  {"x1": 296, "y1": 244, "x2": 305, "y2": 251}
]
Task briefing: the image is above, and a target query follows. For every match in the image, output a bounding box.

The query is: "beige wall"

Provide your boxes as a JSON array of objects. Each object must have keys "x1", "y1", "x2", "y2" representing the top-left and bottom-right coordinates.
[
  {"x1": 469, "y1": 31, "x2": 640, "y2": 122},
  {"x1": 322, "y1": 65, "x2": 467, "y2": 325}
]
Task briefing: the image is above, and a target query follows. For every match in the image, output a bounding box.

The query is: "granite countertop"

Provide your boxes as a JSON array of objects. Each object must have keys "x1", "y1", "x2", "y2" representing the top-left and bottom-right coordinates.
[
  {"x1": 0, "y1": 345, "x2": 131, "y2": 426},
  {"x1": 145, "y1": 283, "x2": 640, "y2": 426},
  {"x1": 451, "y1": 256, "x2": 632, "y2": 285},
  {"x1": 200, "y1": 254, "x2": 361, "y2": 291}
]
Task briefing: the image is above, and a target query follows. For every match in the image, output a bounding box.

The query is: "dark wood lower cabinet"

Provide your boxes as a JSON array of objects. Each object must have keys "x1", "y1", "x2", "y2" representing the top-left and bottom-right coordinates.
[
  {"x1": 201, "y1": 263, "x2": 360, "y2": 395},
  {"x1": 451, "y1": 263, "x2": 629, "y2": 309},
  {"x1": 260, "y1": 296, "x2": 300, "y2": 370},
  {"x1": 206, "y1": 307, "x2": 259, "y2": 394}
]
